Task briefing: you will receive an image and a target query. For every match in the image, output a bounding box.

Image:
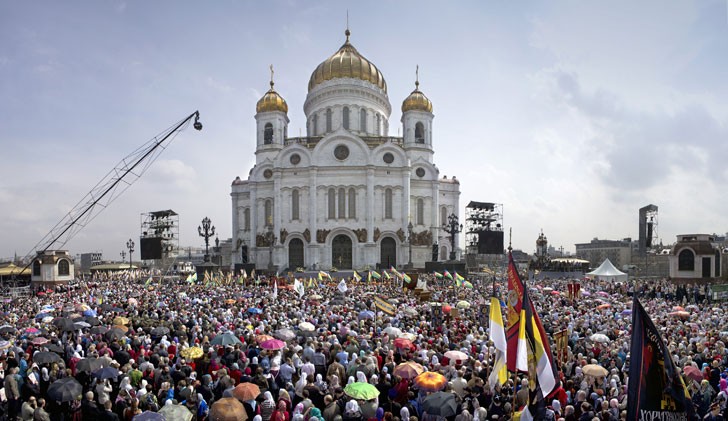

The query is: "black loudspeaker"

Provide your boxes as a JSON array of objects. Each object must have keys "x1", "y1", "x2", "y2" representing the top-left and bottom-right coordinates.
[
  {"x1": 241, "y1": 245, "x2": 249, "y2": 264},
  {"x1": 646, "y1": 222, "x2": 653, "y2": 248},
  {"x1": 140, "y1": 237, "x2": 163, "y2": 260},
  {"x1": 478, "y1": 231, "x2": 504, "y2": 255}
]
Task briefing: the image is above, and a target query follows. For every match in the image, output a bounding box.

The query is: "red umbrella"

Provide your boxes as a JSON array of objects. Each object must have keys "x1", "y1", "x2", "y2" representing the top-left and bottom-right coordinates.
[
  {"x1": 683, "y1": 365, "x2": 703, "y2": 383},
  {"x1": 259, "y1": 339, "x2": 286, "y2": 350},
  {"x1": 393, "y1": 338, "x2": 414, "y2": 350}
]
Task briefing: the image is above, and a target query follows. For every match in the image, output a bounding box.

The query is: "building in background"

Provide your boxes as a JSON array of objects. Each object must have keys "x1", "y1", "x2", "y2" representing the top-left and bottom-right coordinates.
[
  {"x1": 231, "y1": 30, "x2": 460, "y2": 271},
  {"x1": 79, "y1": 252, "x2": 103, "y2": 274},
  {"x1": 575, "y1": 238, "x2": 632, "y2": 269}
]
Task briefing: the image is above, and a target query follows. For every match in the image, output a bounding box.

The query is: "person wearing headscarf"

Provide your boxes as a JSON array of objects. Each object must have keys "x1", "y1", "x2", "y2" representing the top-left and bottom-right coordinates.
[
  {"x1": 454, "y1": 409, "x2": 472, "y2": 421},
  {"x1": 400, "y1": 406, "x2": 410, "y2": 421},
  {"x1": 278, "y1": 389, "x2": 293, "y2": 413},
  {"x1": 343, "y1": 400, "x2": 364, "y2": 421},
  {"x1": 261, "y1": 391, "x2": 277, "y2": 421},
  {"x1": 309, "y1": 407, "x2": 324, "y2": 421},
  {"x1": 271, "y1": 400, "x2": 290, "y2": 421},
  {"x1": 472, "y1": 407, "x2": 487, "y2": 421},
  {"x1": 291, "y1": 403, "x2": 306, "y2": 421}
]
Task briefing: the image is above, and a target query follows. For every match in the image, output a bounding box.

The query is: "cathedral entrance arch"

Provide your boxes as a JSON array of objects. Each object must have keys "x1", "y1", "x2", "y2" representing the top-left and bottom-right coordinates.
[
  {"x1": 288, "y1": 238, "x2": 304, "y2": 270},
  {"x1": 380, "y1": 237, "x2": 397, "y2": 268},
  {"x1": 332, "y1": 235, "x2": 353, "y2": 269}
]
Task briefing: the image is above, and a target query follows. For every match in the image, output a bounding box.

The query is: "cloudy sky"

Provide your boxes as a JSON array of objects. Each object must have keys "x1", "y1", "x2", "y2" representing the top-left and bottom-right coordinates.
[{"x1": 1, "y1": 1, "x2": 727, "y2": 262}]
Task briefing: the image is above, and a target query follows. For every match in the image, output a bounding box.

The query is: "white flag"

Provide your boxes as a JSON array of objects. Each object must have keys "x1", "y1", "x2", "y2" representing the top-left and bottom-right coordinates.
[
  {"x1": 294, "y1": 278, "x2": 305, "y2": 298},
  {"x1": 272, "y1": 280, "x2": 278, "y2": 299},
  {"x1": 337, "y1": 279, "x2": 348, "y2": 293}
]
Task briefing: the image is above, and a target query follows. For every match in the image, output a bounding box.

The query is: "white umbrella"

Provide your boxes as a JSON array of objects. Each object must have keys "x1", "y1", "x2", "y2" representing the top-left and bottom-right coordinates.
[
  {"x1": 383, "y1": 326, "x2": 402, "y2": 337},
  {"x1": 590, "y1": 333, "x2": 610, "y2": 343},
  {"x1": 298, "y1": 322, "x2": 315, "y2": 331},
  {"x1": 398, "y1": 332, "x2": 417, "y2": 341}
]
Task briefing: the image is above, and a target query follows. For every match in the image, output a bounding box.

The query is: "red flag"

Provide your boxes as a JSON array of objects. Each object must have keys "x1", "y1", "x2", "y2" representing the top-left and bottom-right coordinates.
[{"x1": 505, "y1": 252, "x2": 526, "y2": 372}]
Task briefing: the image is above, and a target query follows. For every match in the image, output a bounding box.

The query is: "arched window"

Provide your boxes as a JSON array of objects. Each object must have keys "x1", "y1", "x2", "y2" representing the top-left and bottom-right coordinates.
[
  {"x1": 343, "y1": 107, "x2": 350, "y2": 130},
  {"x1": 58, "y1": 259, "x2": 70, "y2": 276},
  {"x1": 244, "y1": 208, "x2": 250, "y2": 230},
  {"x1": 384, "y1": 188, "x2": 393, "y2": 219},
  {"x1": 416, "y1": 198, "x2": 424, "y2": 225},
  {"x1": 376, "y1": 114, "x2": 381, "y2": 135},
  {"x1": 678, "y1": 249, "x2": 695, "y2": 271},
  {"x1": 415, "y1": 122, "x2": 425, "y2": 143},
  {"x1": 440, "y1": 206, "x2": 448, "y2": 226},
  {"x1": 291, "y1": 190, "x2": 299, "y2": 221},
  {"x1": 328, "y1": 188, "x2": 336, "y2": 219},
  {"x1": 264, "y1": 199, "x2": 273, "y2": 226},
  {"x1": 348, "y1": 188, "x2": 356, "y2": 219},
  {"x1": 338, "y1": 188, "x2": 346, "y2": 219},
  {"x1": 326, "y1": 108, "x2": 332, "y2": 132},
  {"x1": 33, "y1": 260, "x2": 41, "y2": 276},
  {"x1": 264, "y1": 123, "x2": 273, "y2": 144},
  {"x1": 313, "y1": 114, "x2": 318, "y2": 136},
  {"x1": 360, "y1": 108, "x2": 367, "y2": 132}
]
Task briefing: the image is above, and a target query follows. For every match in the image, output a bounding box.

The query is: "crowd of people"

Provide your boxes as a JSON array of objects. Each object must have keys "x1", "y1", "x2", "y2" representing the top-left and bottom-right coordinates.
[{"x1": 0, "y1": 269, "x2": 726, "y2": 421}]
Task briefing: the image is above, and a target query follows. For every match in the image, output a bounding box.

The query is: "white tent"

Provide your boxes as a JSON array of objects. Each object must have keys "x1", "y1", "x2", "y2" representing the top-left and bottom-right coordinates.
[{"x1": 586, "y1": 258, "x2": 628, "y2": 282}]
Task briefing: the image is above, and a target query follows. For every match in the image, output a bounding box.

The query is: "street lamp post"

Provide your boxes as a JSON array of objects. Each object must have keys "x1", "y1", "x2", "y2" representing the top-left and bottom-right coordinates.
[
  {"x1": 126, "y1": 239, "x2": 134, "y2": 269},
  {"x1": 443, "y1": 213, "x2": 462, "y2": 261},
  {"x1": 198, "y1": 217, "x2": 216, "y2": 263},
  {"x1": 214, "y1": 236, "x2": 220, "y2": 267},
  {"x1": 266, "y1": 221, "x2": 277, "y2": 272},
  {"x1": 407, "y1": 221, "x2": 414, "y2": 267}
]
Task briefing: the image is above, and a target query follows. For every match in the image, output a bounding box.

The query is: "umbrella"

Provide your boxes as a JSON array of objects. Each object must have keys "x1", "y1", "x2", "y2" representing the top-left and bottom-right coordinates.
[
  {"x1": 47, "y1": 377, "x2": 83, "y2": 402},
  {"x1": 133, "y1": 412, "x2": 166, "y2": 421},
  {"x1": 358, "y1": 310, "x2": 375, "y2": 320},
  {"x1": 683, "y1": 365, "x2": 703, "y2": 383},
  {"x1": 112, "y1": 325, "x2": 129, "y2": 333},
  {"x1": 53, "y1": 317, "x2": 75, "y2": 332},
  {"x1": 582, "y1": 364, "x2": 608, "y2": 377},
  {"x1": 211, "y1": 332, "x2": 243, "y2": 347},
  {"x1": 45, "y1": 343, "x2": 64, "y2": 354},
  {"x1": 422, "y1": 391, "x2": 458, "y2": 417},
  {"x1": 90, "y1": 326, "x2": 108, "y2": 335},
  {"x1": 444, "y1": 350, "x2": 468, "y2": 362},
  {"x1": 93, "y1": 366, "x2": 120, "y2": 380},
  {"x1": 255, "y1": 334, "x2": 274, "y2": 343},
  {"x1": 393, "y1": 338, "x2": 414, "y2": 350},
  {"x1": 0, "y1": 340, "x2": 11, "y2": 350},
  {"x1": 344, "y1": 382, "x2": 380, "y2": 400},
  {"x1": 298, "y1": 322, "x2": 315, "y2": 331},
  {"x1": 393, "y1": 361, "x2": 424, "y2": 379},
  {"x1": 32, "y1": 337, "x2": 49, "y2": 346},
  {"x1": 403, "y1": 308, "x2": 418, "y2": 317},
  {"x1": 621, "y1": 309, "x2": 632, "y2": 316},
  {"x1": 35, "y1": 312, "x2": 52, "y2": 320},
  {"x1": 233, "y1": 382, "x2": 261, "y2": 401},
  {"x1": 85, "y1": 316, "x2": 100, "y2": 326},
  {"x1": 590, "y1": 333, "x2": 610, "y2": 343},
  {"x1": 0, "y1": 325, "x2": 15, "y2": 334},
  {"x1": 247, "y1": 307, "x2": 262, "y2": 315},
  {"x1": 273, "y1": 328, "x2": 296, "y2": 341},
  {"x1": 151, "y1": 326, "x2": 170, "y2": 336},
  {"x1": 209, "y1": 397, "x2": 247, "y2": 421},
  {"x1": 33, "y1": 351, "x2": 62, "y2": 365},
  {"x1": 82, "y1": 309, "x2": 97, "y2": 317},
  {"x1": 180, "y1": 346, "x2": 204, "y2": 360},
  {"x1": 596, "y1": 303, "x2": 611, "y2": 310},
  {"x1": 673, "y1": 306, "x2": 685, "y2": 312},
  {"x1": 414, "y1": 371, "x2": 447, "y2": 392},
  {"x1": 260, "y1": 339, "x2": 286, "y2": 350},
  {"x1": 382, "y1": 326, "x2": 402, "y2": 337},
  {"x1": 669, "y1": 311, "x2": 690, "y2": 319},
  {"x1": 159, "y1": 403, "x2": 194, "y2": 421},
  {"x1": 74, "y1": 321, "x2": 91, "y2": 329},
  {"x1": 113, "y1": 316, "x2": 130, "y2": 326},
  {"x1": 597, "y1": 291, "x2": 610, "y2": 297},
  {"x1": 310, "y1": 294, "x2": 323, "y2": 300},
  {"x1": 456, "y1": 300, "x2": 470, "y2": 310},
  {"x1": 398, "y1": 332, "x2": 417, "y2": 341},
  {"x1": 76, "y1": 358, "x2": 106, "y2": 373},
  {"x1": 105, "y1": 327, "x2": 127, "y2": 341},
  {"x1": 542, "y1": 287, "x2": 553, "y2": 292}
]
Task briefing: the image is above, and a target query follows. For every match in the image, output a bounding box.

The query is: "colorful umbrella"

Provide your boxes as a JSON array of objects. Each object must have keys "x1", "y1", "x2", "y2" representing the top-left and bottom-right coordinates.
[
  {"x1": 209, "y1": 397, "x2": 247, "y2": 421},
  {"x1": 180, "y1": 346, "x2": 204, "y2": 360},
  {"x1": 344, "y1": 382, "x2": 380, "y2": 400},
  {"x1": 596, "y1": 303, "x2": 611, "y2": 310},
  {"x1": 393, "y1": 361, "x2": 424, "y2": 379},
  {"x1": 233, "y1": 382, "x2": 261, "y2": 401},
  {"x1": 255, "y1": 334, "x2": 274, "y2": 343},
  {"x1": 393, "y1": 337, "x2": 414, "y2": 350},
  {"x1": 32, "y1": 337, "x2": 49, "y2": 346},
  {"x1": 683, "y1": 365, "x2": 703, "y2": 382},
  {"x1": 260, "y1": 339, "x2": 286, "y2": 350},
  {"x1": 414, "y1": 371, "x2": 447, "y2": 392}
]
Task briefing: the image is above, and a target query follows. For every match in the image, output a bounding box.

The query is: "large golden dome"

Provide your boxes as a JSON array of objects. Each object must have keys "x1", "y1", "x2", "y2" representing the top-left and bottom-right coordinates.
[
  {"x1": 401, "y1": 81, "x2": 433, "y2": 113},
  {"x1": 256, "y1": 81, "x2": 288, "y2": 114},
  {"x1": 308, "y1": 30, "x2": 387, "y2": 93}
]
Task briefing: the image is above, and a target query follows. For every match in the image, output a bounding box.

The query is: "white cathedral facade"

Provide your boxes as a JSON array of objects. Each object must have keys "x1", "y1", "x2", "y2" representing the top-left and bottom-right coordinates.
[{"x1": 230, "y1": 30, "x2": 460, "y2": 271}]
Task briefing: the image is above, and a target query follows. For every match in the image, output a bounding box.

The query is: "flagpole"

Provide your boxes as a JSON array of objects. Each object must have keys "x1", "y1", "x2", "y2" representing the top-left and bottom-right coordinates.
[{"x1": 506, "y1": 228, "x2": 520, "y2": 412}]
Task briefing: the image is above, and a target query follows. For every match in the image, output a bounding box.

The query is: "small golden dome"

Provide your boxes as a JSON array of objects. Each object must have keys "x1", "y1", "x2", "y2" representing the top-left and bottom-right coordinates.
[
  {"x1": 256, "y1": 81, "x2": 288, "y2": 114},
  {"x1": 401, "y1": 81, "x2": 433, "y2": 113},
  {"x1": 308, "y1": 30, "x2": 387, "y2": 93}
]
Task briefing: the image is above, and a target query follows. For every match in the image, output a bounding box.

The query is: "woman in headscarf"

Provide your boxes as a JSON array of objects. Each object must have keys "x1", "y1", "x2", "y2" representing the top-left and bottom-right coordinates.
[
  {"x1": 472, "y1": 407, "x2": 487, "y2": 421},
  {"x1": 328, "y1": 375, "x2": 341, "y2": 395},
  {"x1": 356, "y1": 371, "x2": 367, "y2": 384},
  {"x1": 277, "y1": 389, "x2": 293, "y2": 413},
  {"x1": 454, "y1": 409, "x2": 472, "y2": 421},
  {"x1": 400, "y1": 406, "x2": 410, "y2": 421},
  {"x1": 315, "y1": 373, "x2": 328, "y2": 391},
  {"x1": 291, "y1": 403, "x2": 306, "y2": 421},
  {"x1": 309, "y1": 407, "x2": 324, "y2": 421},
  {"x1": 342, "y1": 400, "x2": 364, "y2": 421},
  {"x1": 271, "y1": 400, "x2": 290, "y2": 421},
  {"x1": 260, "y1": 391, "x2": 277, "y2": 421}
]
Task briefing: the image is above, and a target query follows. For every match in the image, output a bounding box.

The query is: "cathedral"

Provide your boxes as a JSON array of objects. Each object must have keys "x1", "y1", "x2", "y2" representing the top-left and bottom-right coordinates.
[{"x1": 230, "y1": 30, "x2": 460, "y2": 271}]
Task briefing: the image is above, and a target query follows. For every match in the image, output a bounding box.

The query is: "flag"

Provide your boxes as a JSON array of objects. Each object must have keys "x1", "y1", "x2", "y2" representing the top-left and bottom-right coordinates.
[
  {"x1": 318, "y1": 271, "x2": 331, "y2": 281},
  {"x1": 307, "y1": 277, "x2": 314, "y2": 288},
  {"x1": 455, "y1": 272, "x2": 465, "y2": 282},
  {"x1": 506, "y1": 252, "x2": 526, "y2": 372},
  {"x1": 241, "y1": 268, "x2": 247, "y2": 279},
  {"x1": 251, "y1": 269, "x2": 256, "y2": 279},
  {"x1": 402, "y1": 272, "x2": 412, "y2": 285},
  {"x1": 383, "y1": 271, "x2": 391, "y2": 280},
  {"x1": 144, "y1": 276, "x2": 153, "y2": 286},
  {"x1": 186, "y1": 274, "x2": 193, "y2": 284},
  {"x1": 367, "y1": 271, "x2": 372, "y2": 283},
  {"x1": 626, "y1": 296, "x2": 695, "y2": 420},
  {"x1": 433, "y1": 271, "x2": 443, "y2": 279},
  {"x1": 353, "y1": 271, "x2": 362, "y2": 282},
  {"x1": 272, "y1": 280, "x2": 278, "y2": 299},
  {"x1": 294, "y1": 279, "x2": 305, "y2": 298},
  {"x1": 443, "y1": 270, "x2": 453, "y2": 280},
  {"x1": 190, "y1": 272, "x2": 197, "y2": 283},
  {"x1": 488, "y1": 297, "x2": 508, "y2": 389},
  {"x1": 514, "y1": 287, "x2": 559, "y2": 419},
  {"x1": 337, "y1": 279, "x2": 348, "y2": 293},
  {"x1": 374, "y1": 295, "x2": 396, "y2": 316},
  {"x1": 389, "y1": 267, "x2": 401, "y2": 279},
  {"x1": 463, "y1": 281, "x2": 473, "y2": 289},
  {"x1": 371, "y1": 271, "x2": 381, "y2": 280}
]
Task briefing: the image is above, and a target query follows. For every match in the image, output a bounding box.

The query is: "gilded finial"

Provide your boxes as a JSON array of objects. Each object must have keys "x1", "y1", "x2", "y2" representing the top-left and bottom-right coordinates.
[
  {"x1": 269, "y1": 64, "x2": 275, "y2": 89},
  {"x1": 415, "y1": 65, "x2": 420, "y2": 89},
  {"x1": 345, "y1": 10, "x2": 351, "y2": 42}
]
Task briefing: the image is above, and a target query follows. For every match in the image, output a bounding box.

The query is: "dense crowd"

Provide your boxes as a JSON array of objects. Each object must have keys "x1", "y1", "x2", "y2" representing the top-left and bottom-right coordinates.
[{"x1": 0, "y1": 271, "x2": 726, "y2": 421}]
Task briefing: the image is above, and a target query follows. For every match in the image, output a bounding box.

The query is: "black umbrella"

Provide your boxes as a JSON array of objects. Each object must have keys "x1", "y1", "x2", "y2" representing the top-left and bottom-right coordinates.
[
  {"x1": 93, "y1": 366, "x2": 120, "y2": 380},
  {"x1": 114, "y1": 350, "x2": 131, "y2": 366},
  {"x1": 32, "y1": 351, "x2": 62, "y2": 365},
  {"x1": 90, "y1": 326, "x2": 108, "y2": 335},
  {"x1": 53, "y1": 317, "x2": 75, "y2": 332},
  {"x1": 47, "y1": 377, "x2": 83, "y2": 402},
  {"x1": 422, "y1": 391, "x2": 458, "y2": 417},
  {"x1": 76, "y1": 358, "x2": 105, "y2": 373},
  {"x1": 105, "y1": 327, "x2": 126, "y2": 341},
  {"x1": 151, "y1": 326, "x2": 170, "y2": 337},
  {"x1": 45, "y1": 344, "x2": 64, "y2": 354},
  {"x1": 85, "y1": 316, "x2": 100, "y2": 326},
  {"x1": 0, "y1": 325, "x2": 15, "y2": 334}
]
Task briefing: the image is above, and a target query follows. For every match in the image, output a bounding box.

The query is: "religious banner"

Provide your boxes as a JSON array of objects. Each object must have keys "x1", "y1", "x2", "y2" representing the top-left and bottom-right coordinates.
[{"x1": 553, "y1": 329, "x2": 569, "y2": 366}]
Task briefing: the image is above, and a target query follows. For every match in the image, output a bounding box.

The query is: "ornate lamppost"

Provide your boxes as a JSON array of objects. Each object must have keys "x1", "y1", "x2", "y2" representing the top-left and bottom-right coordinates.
[
  {"x1": 198, "y1": 217, "x2": 216, "y2": 263},
  {"x1": 214, "y1": 236, "x2": 221, "y2": 266},
  {"x1": 126, "y1": 239, "x2": 135, "y2": 269},
  {"x1": 443, "y1": 213, "x2": 462, "y2": 261},
  {"x1": 407, "y1": 221, "x2": 414, "y2": 267}
]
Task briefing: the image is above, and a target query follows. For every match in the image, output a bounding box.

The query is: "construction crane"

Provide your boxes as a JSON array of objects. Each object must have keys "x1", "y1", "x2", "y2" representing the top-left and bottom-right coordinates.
[{"x1": 10, "y1": 111, "x2": 203, "y2": 279}]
